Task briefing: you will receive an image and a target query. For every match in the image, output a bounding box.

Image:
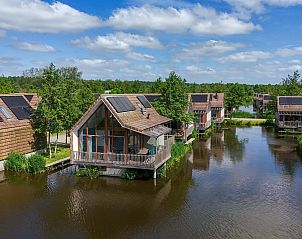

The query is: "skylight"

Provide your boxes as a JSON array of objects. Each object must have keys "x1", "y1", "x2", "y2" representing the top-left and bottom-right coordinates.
[{"x1": 0, "y1": 106, "x2": 13, "y2": 119}]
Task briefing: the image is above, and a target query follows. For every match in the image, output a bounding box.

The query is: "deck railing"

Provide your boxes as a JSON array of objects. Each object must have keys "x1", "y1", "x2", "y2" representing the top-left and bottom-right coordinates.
[
  {"x1": 195, "y1": 121, "x2": 211, "y2": 130},
  {"x1": 277, "y1": 121, "x2": 302, "y2": 128},
  {"x1": 72, "y1": 135, "x2": 175, "y2": 169}
]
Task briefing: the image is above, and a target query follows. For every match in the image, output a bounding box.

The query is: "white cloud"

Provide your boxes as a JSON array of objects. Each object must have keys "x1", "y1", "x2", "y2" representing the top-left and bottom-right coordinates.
[
  {"x1": 15, "y1": 42, "x2": 55, "y2": 52},
  {"x1": 72, "y1": 32, "x2": 162, "y2": 52},
  {"x1": 58, "y1": 58, "x2": 129, "y2": 79},
  {"x1": 218, "y1": 51, "x2": 273, "y2": 63},
  {"x1": 279, "y1": 65, "x2": 302, "y2": 72},
  {"x1": 177, "y1": 40, "x2": 244, "y2": 60},
  {"x1": 126, "y1": 52, "x2": 157, "y2": 62},
  {"x1": 0, "y1": 0, "x2": 101, "y2": 33},
  {"x1": 186, "y1": 65, "x2": 216, "y2": 74},
  {"x1": 225, "y1": 0, "x2": 302, "y2": 15},
  {"x1": 0, "y1": 30, "x2": 6, "y2": 38},
  {"x1": 57, "y1": 58, "x2": 159, "y2": 80},
  {"x1": 0, "y1": 57, "x2": 24, "y2": 75},
  {"x1": 276, "y1": 47, "x2": 302, "y2": 57},
  {"x1": 105, "y1": 4, "x2": 261, "y2": 35}
]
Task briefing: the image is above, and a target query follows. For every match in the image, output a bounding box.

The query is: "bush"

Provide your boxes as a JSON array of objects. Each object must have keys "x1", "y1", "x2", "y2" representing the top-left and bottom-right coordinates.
[
  {"x1": 4, "y1": 152, "x2": 28, "y2": 172},
  {"x1": 297, "y1": 135, "x2": 302, "y2": 149},
  {"x1": 4, "y1": 152, "x2": 46, "y2": 173},
  {"x1": 76, "y1": 166, "x2": 100, "y2": 179},
  {"x1": 27, "y1": 155, "x2": 46, "y2": 173}
]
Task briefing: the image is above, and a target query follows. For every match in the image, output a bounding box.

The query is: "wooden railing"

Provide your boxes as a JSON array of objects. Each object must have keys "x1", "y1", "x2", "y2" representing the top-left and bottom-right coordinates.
[
  {"x1": 72, "y1": 135, "x2": 175, "y2": 169},
  {"x1": 277, "y1": 121, "x2": 302, "y2": 128},
  {"x1": 195, "y1": 121, "x2": 211, "y2": 130},
  {"x1": 212, "y1": 116, "x2": 224, "y2": 123}
]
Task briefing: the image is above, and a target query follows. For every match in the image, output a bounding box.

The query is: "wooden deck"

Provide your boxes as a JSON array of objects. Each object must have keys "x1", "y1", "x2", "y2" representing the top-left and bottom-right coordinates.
[{"x1": 72, "y1": 136, "x2": 175, "y2": 170}]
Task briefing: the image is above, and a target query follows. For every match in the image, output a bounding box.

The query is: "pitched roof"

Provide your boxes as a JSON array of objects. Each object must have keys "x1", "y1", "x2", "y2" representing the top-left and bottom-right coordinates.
[
  {"x1": 277, "y1": 96, "x2": 302, "y2": 112},
  {"x1": 102, "y1": 94, "x2": 171, "y2": 132},
  {"x1": 190, "y1": 93, "x2": 224, "y2": 111},
  {"x1": 0, "y1": 94, "x2": 36, "y2": 130},
  {"x1": 73, "y1": 94, "x2": 171, "y2": 134}
]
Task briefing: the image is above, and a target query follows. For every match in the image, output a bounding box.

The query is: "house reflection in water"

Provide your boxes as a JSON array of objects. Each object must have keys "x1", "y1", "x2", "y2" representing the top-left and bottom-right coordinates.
[
  {"x1": 192, "y1": 131, "x2": 225, "y2": 171},
  {"x1": 262, "y1": 127, "x2": 301, "y2": 178}
]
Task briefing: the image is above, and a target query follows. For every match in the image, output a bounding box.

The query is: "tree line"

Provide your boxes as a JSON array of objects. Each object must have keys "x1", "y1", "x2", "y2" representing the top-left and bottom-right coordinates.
[{"x1": 0, "y1": 64, "x2": 301, "y2": 142}]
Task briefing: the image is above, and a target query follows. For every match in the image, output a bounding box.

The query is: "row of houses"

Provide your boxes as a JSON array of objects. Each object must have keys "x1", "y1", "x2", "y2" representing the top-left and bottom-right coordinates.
[
  {"x1": 2, "y1": 91, "x2": 302, "y2": 176},
  {"x1": 0, "y1": 92, "x2": 224, "y2": 176},
  {"x1": 254, "y1": 93, "x2": 302, "y2": 131}
]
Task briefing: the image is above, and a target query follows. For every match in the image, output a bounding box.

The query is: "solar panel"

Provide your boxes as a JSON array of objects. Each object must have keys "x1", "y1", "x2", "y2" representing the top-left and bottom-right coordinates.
[
  {"x1": 107, "y1": 97, "x2": 136, "y2": 113},
  {"x1": 264, "y1": 95, "x2": 272, "y2": 100},
  {"x1": 137, "y1": 95, "x2": 152, "y2": 108},
  {"x1": 24, "y1": 94, "x2": 34, "y2": 102},
  {"x1": 279, "y1": 97, "x2": 302, "y2": 105},
  {"x1": 145, "y1": 95, "x2": 160, "y2": 102},
  {"x1": 191, "y1": 94, "x2": 208, "y2": 103},
  {"x1": 0, "y1": 96, "x2": 33, "y2": 119}
]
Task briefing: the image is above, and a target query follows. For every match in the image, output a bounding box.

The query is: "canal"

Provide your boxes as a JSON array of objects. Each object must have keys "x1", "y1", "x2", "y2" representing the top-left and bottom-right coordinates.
[{"x1": 0, "y1": 126, "x2": 302, "y2": 239}]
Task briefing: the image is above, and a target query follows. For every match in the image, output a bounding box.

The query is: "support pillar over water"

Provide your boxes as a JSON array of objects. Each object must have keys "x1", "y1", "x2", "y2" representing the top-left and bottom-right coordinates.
[{"x1": 153, "y1": 170, "x2": 157, "y2": 179}]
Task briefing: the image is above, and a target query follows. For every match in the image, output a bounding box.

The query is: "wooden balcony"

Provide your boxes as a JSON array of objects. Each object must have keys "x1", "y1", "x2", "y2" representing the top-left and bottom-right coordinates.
[
  {"x1": 277, "y1": 120, "x2": 302, "y2": 129},
  {"x1": 195, "y1": 121, "x2": 211, "y2": 130},
  {"x1": 72, "y1": 135, "x2": 175, "y2": 170}
]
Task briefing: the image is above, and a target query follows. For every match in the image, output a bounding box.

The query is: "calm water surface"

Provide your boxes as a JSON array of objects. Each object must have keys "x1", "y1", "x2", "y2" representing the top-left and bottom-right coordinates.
[{"x1": 1, "y1": 127, "x2": 302, "y2": 239}]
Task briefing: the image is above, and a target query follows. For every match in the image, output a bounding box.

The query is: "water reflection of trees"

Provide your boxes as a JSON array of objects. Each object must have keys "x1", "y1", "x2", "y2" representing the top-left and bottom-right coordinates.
[
  {"x1": 262, "y1": 127, "x2": 302, "y2": 178},
  {"x1": 224, "y1": 128, "x2": 247, "y2": 163},
  {"x1": 192, "y1": 128, "x2": 248, "y2": 171}
]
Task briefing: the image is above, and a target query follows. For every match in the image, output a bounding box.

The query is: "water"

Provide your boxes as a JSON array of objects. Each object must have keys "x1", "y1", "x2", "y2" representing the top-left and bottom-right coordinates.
[{"x1": 0, "y1": 127, "x2": 302, "y2": 239}]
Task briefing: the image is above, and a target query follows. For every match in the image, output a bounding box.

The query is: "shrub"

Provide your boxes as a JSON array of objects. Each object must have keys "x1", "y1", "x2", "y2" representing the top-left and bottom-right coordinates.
[
  {"x1": 27, "y1": 155, "x2": 46, "y2": 173},
  {"x1": 4, "y1": 152, "x2": 28, "y2": 172},
  {"x1": 4, "y1": 152, "x2": 46, "y2": 173},
  {"x1": 297, "y1": 135, "x2": 302, "y2": 149},
  {"x1": 76, "y1": 166, "x2": 100, "y2": 179}
]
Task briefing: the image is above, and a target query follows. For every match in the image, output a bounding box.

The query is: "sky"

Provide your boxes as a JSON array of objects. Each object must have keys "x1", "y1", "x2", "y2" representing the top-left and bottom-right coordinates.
[{"x1": 0, "y1": 0, "x2": 302, "y2": 84}]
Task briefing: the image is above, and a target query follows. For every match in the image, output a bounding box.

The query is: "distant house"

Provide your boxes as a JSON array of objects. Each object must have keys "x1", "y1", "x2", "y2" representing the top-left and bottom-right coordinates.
[
  {"x1": 190, "y1": 94, "x2": 212, "y2": 131},
  {"x1": 144, "y1": 93, "x2": 194, "y2": 142},
  {"x1": 190, "y1": 93, "x2": 225, "y2": 131},
  {"x1": 209, "y1": 93, "x2": 225, "y2": 125},
  {"x1": 0, "y1": 93, "x2": 44, "y2": 163},
  {"x1": 253, "y1": 93, "x2": 273, "y2": 113},
  {"x1": 70, "y1": 94, "x2": 175, "y2": 178},
  {"x1": 276, "y1": 96, "x2": 302, "y2": 130}
]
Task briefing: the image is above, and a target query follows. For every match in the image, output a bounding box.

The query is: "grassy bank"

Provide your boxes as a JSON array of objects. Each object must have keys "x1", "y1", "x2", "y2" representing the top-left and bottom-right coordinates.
[
  {"x1": 43, "y1": 145, "x2": 70, "y2": 165},
  {"x1": 223, "y1": 119, "x2": 268, "y2": 127},
  {"x1": 156, "y1": 141, "x2": 192, "y2": 178}
]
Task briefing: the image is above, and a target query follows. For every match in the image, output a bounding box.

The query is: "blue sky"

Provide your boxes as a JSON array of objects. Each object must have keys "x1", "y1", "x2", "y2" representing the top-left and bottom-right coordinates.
[{"x1": 0, "y1": 0, "x2": 302, "y2": 84}]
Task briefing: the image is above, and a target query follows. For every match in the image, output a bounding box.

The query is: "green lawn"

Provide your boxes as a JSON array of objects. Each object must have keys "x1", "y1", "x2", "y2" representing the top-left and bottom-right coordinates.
[{"x1": 43, "y1": 145, "x2": 70, "y2": 165}]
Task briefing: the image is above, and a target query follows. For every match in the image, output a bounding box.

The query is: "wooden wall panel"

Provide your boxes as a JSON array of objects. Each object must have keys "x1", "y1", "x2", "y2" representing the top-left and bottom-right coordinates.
[{"x1": 0, "y1": 125, "x2": 45, "y2": 161}]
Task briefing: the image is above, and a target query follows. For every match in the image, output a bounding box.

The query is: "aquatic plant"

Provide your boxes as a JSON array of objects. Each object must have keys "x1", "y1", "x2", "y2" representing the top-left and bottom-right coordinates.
[
  {"x1": 297, "y1": 135, "x2": 302, "y2": 149},
  {"x1": 76, "y1": 166, "x2": 100, "y2": 179}
]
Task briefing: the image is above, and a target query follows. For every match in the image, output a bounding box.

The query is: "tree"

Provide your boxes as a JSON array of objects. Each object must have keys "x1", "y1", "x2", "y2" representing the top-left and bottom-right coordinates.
[
  {"x1": 154, "y1": 72, "x2": 193, "y2": 130},
  {"x1": 32, "y1": 64, "x2": 94, "y2": 157},
  {"x1": 281, "y1": 70, "x2": 301, "y2": 96},
  {"x1": 225, "y1": 83, "x2": 253, "y2": 114}
]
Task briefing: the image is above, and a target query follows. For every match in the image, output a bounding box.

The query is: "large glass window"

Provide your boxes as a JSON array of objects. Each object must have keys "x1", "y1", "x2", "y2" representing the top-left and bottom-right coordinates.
[{"x1": 79, "y1": 104, "x2": 126, "y2": 154}]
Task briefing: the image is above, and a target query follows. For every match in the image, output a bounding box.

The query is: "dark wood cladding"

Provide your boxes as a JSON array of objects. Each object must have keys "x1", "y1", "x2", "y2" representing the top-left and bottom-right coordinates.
[{"x1": 0, "y1": 125, "x2": 46, "y2": 160}]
